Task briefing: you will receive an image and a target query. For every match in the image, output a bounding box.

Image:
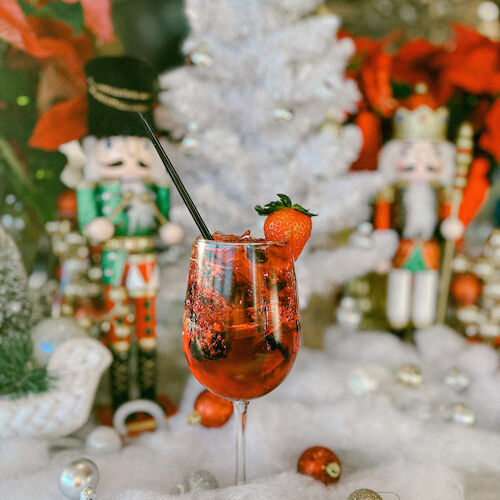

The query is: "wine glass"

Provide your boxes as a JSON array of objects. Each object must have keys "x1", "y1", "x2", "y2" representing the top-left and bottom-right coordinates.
[{"x1": 182, "y1": 236, "x2": 301, "y2": 484}]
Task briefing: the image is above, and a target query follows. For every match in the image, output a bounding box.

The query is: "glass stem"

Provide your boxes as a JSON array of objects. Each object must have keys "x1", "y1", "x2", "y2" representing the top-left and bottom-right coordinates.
[{"x1": 233, "y1": 400, "x2": 249, "y2": 485}]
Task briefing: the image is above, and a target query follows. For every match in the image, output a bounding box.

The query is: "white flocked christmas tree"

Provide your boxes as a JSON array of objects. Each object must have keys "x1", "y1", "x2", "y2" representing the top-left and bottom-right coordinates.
[{"x1": 156, "y1": 0, "x2": 397, "y2": 303}]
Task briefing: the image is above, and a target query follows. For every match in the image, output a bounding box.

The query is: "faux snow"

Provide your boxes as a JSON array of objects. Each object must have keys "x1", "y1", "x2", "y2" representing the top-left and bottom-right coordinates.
[{"x1": 1, "y1": 322, "x2": 500, "y2": 499}]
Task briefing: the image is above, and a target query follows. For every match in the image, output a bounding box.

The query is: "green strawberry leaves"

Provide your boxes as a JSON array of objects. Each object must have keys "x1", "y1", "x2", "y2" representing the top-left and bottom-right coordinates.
[{"x1": 255, "y1": 194, "x2": 318, "y2": 216}]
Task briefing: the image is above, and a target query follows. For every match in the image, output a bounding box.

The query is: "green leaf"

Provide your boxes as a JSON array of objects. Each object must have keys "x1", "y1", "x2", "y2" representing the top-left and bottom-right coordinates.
[
  {"x1": 255, "y1": 194, "x2": 318, "y2": 216},
  {"x1": 18, "y1": 0, "x2": 85, "y2": 33}
]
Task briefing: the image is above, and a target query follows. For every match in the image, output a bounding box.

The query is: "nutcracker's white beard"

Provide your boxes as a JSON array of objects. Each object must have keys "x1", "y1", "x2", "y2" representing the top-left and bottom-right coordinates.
[
  {"x1": 402, "y1": 182, "x2": 437, "y2": 241},
  {"x1": 121, "y1": 177, "x2": 156, "y2": 233}
]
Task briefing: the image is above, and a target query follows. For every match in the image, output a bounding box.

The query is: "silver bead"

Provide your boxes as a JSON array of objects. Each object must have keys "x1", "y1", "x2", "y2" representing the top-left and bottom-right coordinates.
[
  {"x1": 184, "y1": 470, "x2": 219, "y2": 492},
  {"x1": 180, "y1": 134, "x2": 200, "y2": 154},
  {"x1": 59, "y1": 458, "x2": 99, "y2": 500},
  {"x1": 85, "y1": 426, "x2": 122, "y2": 453},
  {"x1": 396, "y1": 364, "x2": 423, "y2": 387},
  {"x1": 438, "y1": 403, "x2": 476, "y2": 426},
  {"x1": 348, "y1": 489, "x2": 383, "y2": 500},
  {"x1": 272, "y1": 107, "x2": 294, "y2": 122},
  {"x1": 443, "y1": 368, "x2": 471, "y2": 392}
]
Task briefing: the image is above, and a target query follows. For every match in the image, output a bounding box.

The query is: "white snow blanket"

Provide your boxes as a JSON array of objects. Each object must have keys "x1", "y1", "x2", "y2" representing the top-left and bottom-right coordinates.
[{"x1": 1, "y1": 325, "x2": 500, "y2": 499}]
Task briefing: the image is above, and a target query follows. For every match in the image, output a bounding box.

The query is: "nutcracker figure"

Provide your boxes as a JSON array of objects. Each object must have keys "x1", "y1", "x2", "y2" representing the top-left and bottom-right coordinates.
[
  {"x1": 64, "y1": 56, "x2": 183, "y2": 409},
  {"x1": 375, "y1": 84, "x2": 461, "y2": 329}
]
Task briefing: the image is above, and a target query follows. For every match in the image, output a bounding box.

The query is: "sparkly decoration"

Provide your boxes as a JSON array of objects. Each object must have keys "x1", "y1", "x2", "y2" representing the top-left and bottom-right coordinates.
[
  {"x1": 59, "y1": 458, "x2": 99, "y2": 500},
  {"x1": 180, "y1": 122, "x2": 200, "y2": 154},
  {"x1": 438, "y1": 402, "x2": 476, "y2": 425},
  {"x1": 452, "y1": 229, "x2": 500, "y2": 346},
  {"x1": 396, "y1": 364, "x2": 423, "y2": 387},
  {"x1": 347, "y1": 367, "x2": 379, "y2": 395},
  {"x1": 443, "y1": 368, "x2": 471, "y2": 392},
  {"x1": 348, "y1": 489, "x2": 383, "y2": 500},
  {"x1": 325, "y1": 0, "x2": 485, "y2": 43},
  {"x1": 187, "y1": 389, "x2": 233, "y2": 427},
  {"x1": 272, "y1": 106, "x2": 294, "y2": 122},
  {"x1": 186, "y1": 44, "x2": 213, "y2": 67},
  {"x1": 31, "y1": 317, "x2": 87, "y2": 366},
  {"x1": 185, "y1": 470, "x2": 219, "y2": 492},
  {"x1": 297, "y1": 446, "x2": 342, "y2": 485},
  {"x1": 171, "y1": 470, "x2": 219, "y2": 495},
  {"x1": 337, "y1": 297, "x2": 362, "y2": 331},
  {"x1": 85, "y1": 426, "x2": 122, "y2": 453}
]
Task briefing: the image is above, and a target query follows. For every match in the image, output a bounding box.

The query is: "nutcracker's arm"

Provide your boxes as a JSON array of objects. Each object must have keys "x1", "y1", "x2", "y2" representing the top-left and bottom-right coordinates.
[
  {"x1": 76, "y1": 181, "x2": 98, "y2": 233},
  {"x1": 373, "y1": 185, "x2": 395, "y2": 230}
]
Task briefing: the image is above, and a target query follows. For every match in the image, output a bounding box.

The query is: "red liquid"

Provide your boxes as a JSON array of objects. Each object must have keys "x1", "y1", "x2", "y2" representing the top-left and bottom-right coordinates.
[{"x1": 182, "y1": 232, "x2": 300, "y2": 400}]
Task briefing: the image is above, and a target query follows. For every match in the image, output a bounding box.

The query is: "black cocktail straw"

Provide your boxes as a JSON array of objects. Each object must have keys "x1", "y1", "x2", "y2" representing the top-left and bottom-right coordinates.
[{"x1": 138, "y1": 112, "x2": 213, "y2": 240}]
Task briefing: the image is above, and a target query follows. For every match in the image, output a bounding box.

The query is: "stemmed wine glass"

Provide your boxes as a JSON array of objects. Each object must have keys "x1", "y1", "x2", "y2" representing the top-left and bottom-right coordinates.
[{"x1": 182, "y1": 235, "x2": 301, "y2": 484}]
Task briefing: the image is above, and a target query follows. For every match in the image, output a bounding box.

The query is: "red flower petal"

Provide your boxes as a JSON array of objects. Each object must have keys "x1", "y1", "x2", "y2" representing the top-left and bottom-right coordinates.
[
  {"x1": 350, "y1": 111, "x2": 382, "y2": 171},
  {"x1": 29, "y1": 95, "x2": 88, "y2": 151}
]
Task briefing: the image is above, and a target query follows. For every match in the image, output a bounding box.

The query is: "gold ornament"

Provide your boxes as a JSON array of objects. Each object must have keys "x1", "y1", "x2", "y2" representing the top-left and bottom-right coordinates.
[
  {"x1": 348, "y1": 489, "x2": 383, "y2": 500},
  {"x1": 396, "y1": 364, "x2": 423, "y2": 386}
]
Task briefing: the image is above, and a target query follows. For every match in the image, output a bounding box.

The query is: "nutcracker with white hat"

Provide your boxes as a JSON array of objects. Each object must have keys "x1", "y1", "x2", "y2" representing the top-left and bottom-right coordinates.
[
  {"x1": 375, "y1": 83, "x2": 469, "y2": 330},
  {"x1": 61, "y1": 56, "x2": 184, "y2": 409}
]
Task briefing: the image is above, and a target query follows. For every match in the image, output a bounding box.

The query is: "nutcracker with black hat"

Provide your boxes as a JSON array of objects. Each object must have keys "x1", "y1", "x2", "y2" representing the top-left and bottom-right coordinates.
[
  {"x1": 60, "y1": 56, "x2": 184, "y2": 410},
  {"x1": 374, "y1": 83, "x2": 469, "y2": 330}
]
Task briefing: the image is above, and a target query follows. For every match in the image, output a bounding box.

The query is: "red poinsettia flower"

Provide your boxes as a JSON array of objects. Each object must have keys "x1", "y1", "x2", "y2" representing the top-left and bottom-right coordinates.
[
  {"x1": 0, "y1": 0, "x2": 114, "y2": 150},
  {"x1": 392, "y1": 39, "x2": 451, "y2": 104},
  {"x1": 350, "y1": 110, "x2": 383, "y2": 171},
  {"x1": 437, "y1": 24, "x2": 500, "y2": 96},
  {"x1": 479, "y1": 98, "x2": 500, "y2": 163},
  {"x1": 37, "y1": 0, "x2": 114, "y2": 44},
  {"x1": 345, "y1": 34, "x2": 395, "y2": 117}
]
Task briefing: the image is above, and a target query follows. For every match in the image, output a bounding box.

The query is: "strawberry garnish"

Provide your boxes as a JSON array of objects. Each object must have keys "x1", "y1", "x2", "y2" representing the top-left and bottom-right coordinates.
[{"x1": 255, "y1": 194, "x2": 317, "y2": 260}]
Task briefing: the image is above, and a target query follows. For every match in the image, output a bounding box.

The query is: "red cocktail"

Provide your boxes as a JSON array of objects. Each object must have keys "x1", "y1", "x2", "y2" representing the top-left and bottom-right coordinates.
[
  {"x1": 183, "y1": 232, "x2": 300, "y2": 400},
  {"x1": 182, "y1": 232, "x2": 301, "y2": 484}
]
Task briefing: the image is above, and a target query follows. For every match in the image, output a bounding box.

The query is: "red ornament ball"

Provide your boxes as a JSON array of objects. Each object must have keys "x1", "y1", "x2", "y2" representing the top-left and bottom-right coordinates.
[
  {"x1": 187, "y1": 389, "x2": 233, "y2": 427},
  {"x1": 298, "y1": 446, "x2": 342, "y2": 485},
  {"x1": 451, "y1": 273, "x2": 481, "y2": 306}
]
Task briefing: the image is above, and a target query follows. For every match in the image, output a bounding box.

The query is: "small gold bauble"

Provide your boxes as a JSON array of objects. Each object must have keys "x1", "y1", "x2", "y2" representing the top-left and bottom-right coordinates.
[
  {"x1": 347, "y1": 489, "x2": 383, "y2": 500},
  {"x1": 396, "y1": 364, "x2": 423, "y2": 387}
]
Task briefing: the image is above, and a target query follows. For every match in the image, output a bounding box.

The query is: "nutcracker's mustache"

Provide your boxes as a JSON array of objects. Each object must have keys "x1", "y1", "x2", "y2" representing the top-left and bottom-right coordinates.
[{"x1": 403, "y1": 182, "x2": 437, "y2": 241}]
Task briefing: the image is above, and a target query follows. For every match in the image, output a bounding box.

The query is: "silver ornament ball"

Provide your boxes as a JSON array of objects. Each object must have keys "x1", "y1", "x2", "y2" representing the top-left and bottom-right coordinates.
[
  {"x1": 348, "y1": 489, "x2": 383, "y2": 500},
  {"x1": 437, "y1": 402, "x2": 476, "y2": 426},
  {"x1": 443, "y1": 367, "x2": 471, "y2": 392},
  {"x1": 59, "y1": 458, "x2": 99, "y2": 500},
  {"x1": 184, "y1": 470, "x2": 219, "y2": 492},
  {"x1": 85, "y1": 426, "x2": 122, "y2": 453}
]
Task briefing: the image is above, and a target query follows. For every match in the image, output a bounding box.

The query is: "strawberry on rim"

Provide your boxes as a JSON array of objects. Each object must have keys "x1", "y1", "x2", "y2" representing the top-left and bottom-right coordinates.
[{"x1": 255, "y1": 194, "x2": 317, "y2": 260}]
